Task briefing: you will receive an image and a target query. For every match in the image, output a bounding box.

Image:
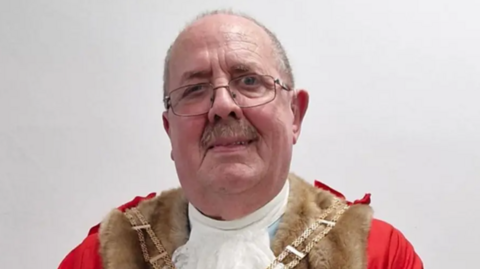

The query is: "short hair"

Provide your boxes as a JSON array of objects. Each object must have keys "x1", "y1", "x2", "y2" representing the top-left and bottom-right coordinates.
[{"x1": 162, "y1": 9, "x2": 294, "y2": 98}]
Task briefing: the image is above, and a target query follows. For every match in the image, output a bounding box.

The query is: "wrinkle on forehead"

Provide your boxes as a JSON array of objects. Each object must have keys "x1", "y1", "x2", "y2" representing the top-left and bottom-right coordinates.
[
  {"x1": 222, "y1": 31, "x2": 257, "y2": 45},
  {"x1": 222, "y1": 31, "x2": 261, "y2": 56}
]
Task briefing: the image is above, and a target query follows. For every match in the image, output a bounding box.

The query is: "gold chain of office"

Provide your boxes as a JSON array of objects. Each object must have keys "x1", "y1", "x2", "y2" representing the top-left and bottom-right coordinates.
[{"x1": 124, "y1": 197, "x2": 349, "y2": 269}]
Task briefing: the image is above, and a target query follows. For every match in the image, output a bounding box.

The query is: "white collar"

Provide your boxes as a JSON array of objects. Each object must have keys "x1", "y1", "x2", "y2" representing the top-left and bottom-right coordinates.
[
  {"x1": 172, "y1": 179, "x2": 290, "y2": 269},
  {"x1": 188, "y1": 179, "x2": 290, "y2": 232}
]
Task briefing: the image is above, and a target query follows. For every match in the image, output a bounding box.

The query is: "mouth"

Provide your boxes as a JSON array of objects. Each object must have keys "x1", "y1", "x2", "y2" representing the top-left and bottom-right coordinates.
[{"x1": 207, "y1": 139, "x2": 257, "y2": 152}]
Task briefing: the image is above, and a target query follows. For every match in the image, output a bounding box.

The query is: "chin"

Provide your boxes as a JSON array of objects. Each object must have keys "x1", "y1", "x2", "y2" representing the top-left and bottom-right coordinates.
[{"x1": 207, "y1": 163, "x2": 260, "y2": 194}]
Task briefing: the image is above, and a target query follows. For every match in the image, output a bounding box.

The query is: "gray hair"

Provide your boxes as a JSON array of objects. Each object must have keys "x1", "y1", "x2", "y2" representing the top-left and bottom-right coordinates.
[{"x1": 162, "y1": 9, "x2": 294, "y2": 98}]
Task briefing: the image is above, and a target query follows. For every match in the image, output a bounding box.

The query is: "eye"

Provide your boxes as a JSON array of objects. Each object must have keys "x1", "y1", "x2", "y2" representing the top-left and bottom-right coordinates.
[
  {"x1": 182, "y1": 84, "x2": 207, "y2": 97},
  {"x1": 240, "y1": 75, "x2": 260, "y2": 87}
]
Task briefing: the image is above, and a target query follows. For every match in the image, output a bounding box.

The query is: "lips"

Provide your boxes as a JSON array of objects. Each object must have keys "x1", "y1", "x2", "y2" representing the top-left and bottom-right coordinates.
[{"x1": 207, "y1": 138, "x2": 255, "y2": 150}]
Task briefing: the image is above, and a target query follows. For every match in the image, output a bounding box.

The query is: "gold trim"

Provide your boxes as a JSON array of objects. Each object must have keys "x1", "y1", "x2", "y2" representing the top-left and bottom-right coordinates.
[
  {"x1": 124, "y1": 208, "x2": 176, "y2": 269},
  {"x1": 124, "y1": 197, "x2": 349, "y2": 269}
]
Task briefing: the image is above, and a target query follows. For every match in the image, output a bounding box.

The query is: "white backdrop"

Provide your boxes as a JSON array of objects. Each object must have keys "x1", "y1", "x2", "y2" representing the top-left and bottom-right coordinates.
[{"x1": 1, "y1": 0, "x2": 479, "y2": 268}]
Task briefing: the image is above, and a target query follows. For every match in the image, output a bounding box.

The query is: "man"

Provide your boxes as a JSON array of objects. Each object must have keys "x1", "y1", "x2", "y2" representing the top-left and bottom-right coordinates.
[{"x1": 59, "y1": 10, "x2": 423, "y2": 269}]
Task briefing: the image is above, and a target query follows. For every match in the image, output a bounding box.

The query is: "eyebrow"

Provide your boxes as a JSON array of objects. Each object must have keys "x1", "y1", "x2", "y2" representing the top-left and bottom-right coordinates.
[
  {"x1": 230, "y1": 64, "x2": 252, "y2": 74},
  {"x1": 180, "y1": 70, "x2": 212, "y2": 84},
  {"x1": 179, "y1": 62, "x2": 263, "y2": 85},
  {"x1": 229, "y1": 62, "x2": 266, "y2": 78}
]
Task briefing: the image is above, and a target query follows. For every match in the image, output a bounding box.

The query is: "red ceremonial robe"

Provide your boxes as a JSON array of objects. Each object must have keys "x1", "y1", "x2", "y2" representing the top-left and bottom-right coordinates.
[{"x1": 58, "y1": 181, "x2": 423, "y2": 269}]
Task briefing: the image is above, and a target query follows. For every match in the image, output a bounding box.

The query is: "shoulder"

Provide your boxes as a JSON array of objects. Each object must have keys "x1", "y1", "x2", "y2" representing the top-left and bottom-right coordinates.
[
  {"x1": 98, "y1": 187, "x2": 188, "y2": 268},
  {"x1": 58, "y1": 233, "x2": 102, "y2": 269},
  {"x1": 367, "y1": 219, "x2": 424, "y2": 269},
  {"x1": 57, "y1": 193, "x2": 157, "y2": 269},
  {"x1": 308, "y1": 175, "x2": 423, "y2": 269},
  {"x1": 97, "y1": 187, "x2": 186, "y2": 243}
]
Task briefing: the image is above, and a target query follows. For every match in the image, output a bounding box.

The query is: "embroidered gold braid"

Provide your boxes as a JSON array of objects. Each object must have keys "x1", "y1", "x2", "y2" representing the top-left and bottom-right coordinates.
[
  {"x1": 268, "y1": 198, "x2": 348, "y2": 269},
  {"x1": 124, "y1": 197, "x2": 349, "y2": 269},
  {"x1": 124, "y1": 208, "x2": 176, "y2": 269}
]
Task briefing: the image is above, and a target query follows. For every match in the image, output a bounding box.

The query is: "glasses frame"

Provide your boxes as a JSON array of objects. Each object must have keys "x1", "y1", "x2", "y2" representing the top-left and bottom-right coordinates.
[{"x1": 163, "y1": 74, "x2": 292, "y2": 117}]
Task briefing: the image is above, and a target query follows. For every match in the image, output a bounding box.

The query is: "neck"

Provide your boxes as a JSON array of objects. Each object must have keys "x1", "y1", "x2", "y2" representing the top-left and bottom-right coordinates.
[
  {"x1": 189, "y1": 179, "x2": 290, "y2": 230},
  {"x1": 194, "y1": 177, "x2": 288, "y2": 221}
]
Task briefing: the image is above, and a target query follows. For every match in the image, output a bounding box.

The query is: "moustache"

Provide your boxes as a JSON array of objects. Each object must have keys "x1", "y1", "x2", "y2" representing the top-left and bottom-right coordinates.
[{"x1": 201, "y1": 119, "x2": 259, "y2": 149}]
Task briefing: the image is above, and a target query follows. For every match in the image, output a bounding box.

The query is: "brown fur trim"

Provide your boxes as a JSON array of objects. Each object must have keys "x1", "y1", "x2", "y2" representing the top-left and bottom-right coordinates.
[
  {"x1": 272, "y1": 173, "x2": 373, "y2": 269},
  {"x1": 99, "y1": 208, "x2": 145, "y2": 268},
  {"x1": 99, "y1": 188, "x2": 190, "y2": 269},
  {"x1": 99, "y1": 173, "x2": 373, "y2": 269}
]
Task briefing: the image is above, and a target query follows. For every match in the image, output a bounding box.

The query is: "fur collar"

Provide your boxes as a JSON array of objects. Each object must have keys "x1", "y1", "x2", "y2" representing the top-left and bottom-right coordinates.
[{"x1": 99, "y1": 173, "x2": 373, "y2": 269}]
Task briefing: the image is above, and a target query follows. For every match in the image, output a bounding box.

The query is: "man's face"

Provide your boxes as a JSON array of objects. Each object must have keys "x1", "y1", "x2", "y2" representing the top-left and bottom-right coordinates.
[{"x1": 163, "y1": 15, "x2": 308, "y2": 206}]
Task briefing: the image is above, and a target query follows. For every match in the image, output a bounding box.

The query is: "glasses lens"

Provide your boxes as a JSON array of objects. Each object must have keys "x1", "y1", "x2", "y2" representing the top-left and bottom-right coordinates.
[
  {"x1": 170, "y1": 83, "x2": 213, "y2": 116},
  {"x1": 230, "y1": 75, "x2": 276, "y2": 107}
]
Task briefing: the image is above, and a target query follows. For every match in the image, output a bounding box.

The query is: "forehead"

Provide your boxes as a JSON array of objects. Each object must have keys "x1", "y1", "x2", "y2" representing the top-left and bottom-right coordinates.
[{"x1": 167, "y1": 15, "x2": 276, "y2": 89}]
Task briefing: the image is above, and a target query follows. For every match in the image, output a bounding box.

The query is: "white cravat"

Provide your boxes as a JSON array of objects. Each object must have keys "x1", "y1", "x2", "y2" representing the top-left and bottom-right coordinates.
[{"x1": 172, "y1": 180, "x2": 290, "y2": 269}]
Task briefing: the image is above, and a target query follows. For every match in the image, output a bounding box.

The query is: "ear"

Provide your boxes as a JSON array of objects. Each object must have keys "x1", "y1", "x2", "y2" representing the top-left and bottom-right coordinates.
[
  {"x1": 162, "y1": 111, "x2": 171, "y2": 137},
  {"x1": 292, "y1": 89, "x2": 309, "y2": 144},
  {"x1": 163, "y1": 111, "x2": 174, "y2": 160}
]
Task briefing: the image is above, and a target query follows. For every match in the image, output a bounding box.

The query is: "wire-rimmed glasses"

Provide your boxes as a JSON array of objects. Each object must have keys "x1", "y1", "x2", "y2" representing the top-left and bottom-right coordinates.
[{"x1": 163, "y1": 74, "x2": 291, "y2": 117}]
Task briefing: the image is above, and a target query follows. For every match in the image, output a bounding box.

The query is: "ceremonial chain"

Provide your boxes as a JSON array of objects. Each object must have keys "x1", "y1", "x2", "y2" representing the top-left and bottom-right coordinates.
[
  {"x1": 125, "y1": 207, "x2": 176, "y2": 269},
  {"x1": 124, "y1": 197, "x2": 349, "y2": 269}
]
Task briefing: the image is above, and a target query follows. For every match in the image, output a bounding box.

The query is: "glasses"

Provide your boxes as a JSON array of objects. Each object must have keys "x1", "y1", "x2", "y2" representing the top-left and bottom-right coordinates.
[{"x1": 164, "y1": 74, "x2": 291, "y2": 117}]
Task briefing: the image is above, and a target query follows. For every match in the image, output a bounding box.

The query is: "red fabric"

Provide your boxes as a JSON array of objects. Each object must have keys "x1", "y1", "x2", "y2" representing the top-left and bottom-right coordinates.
[
  {"x1": 58, "y1": 184, "x2": 423, "y2": 269},
  {"x1": 314, "y1": 180, "x2": 372, "y2": 206},
  {"x1": 58, "y1": 193, "x2": 156, "y2": 269},
  {"x1": 367, "y1": 219, "x2": 424, "y2": 269}
]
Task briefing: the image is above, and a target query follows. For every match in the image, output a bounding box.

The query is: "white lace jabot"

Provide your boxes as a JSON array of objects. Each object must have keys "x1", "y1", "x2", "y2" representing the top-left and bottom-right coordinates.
[{"x1": 172, "y1": 179, "x2": 290, "y2": 269}]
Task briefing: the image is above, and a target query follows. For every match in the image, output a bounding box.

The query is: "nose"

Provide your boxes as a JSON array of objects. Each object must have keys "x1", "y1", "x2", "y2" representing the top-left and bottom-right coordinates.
[{"x1": 207, "y1": 86, "x2": 244, "y2": 123}]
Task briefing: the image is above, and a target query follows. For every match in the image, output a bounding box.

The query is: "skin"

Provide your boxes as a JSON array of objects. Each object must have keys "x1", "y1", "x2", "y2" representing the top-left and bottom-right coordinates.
[{"x1": 163, "y1": 14, "x2": 309, "y2": 220}]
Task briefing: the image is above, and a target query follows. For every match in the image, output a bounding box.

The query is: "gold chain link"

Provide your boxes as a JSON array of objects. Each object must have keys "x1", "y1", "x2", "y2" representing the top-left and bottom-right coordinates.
[
  {"x1": 278, "y1": 203, "x2": 349, "y2": 269},
  {"x1": 131, "y1": 208, "x2": 176, "y2": 269},
  {"x1": 124, "y1": 209, "x2": 155, "y2": 267},
  {"x1": 124, "y1": 208, "x2": 176, "y2": 269},
  {"x1": 124, "y1": 197, "x2": 348, "y2": 269},
  {"x1": 266, "y1": 198, "x2": 345, "y2": 269}
]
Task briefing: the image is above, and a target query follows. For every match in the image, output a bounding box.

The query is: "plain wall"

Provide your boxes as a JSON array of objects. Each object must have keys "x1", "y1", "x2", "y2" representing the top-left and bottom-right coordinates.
[{"x1": 1, "y1": 0, "x2": 479, "y2": 268}]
